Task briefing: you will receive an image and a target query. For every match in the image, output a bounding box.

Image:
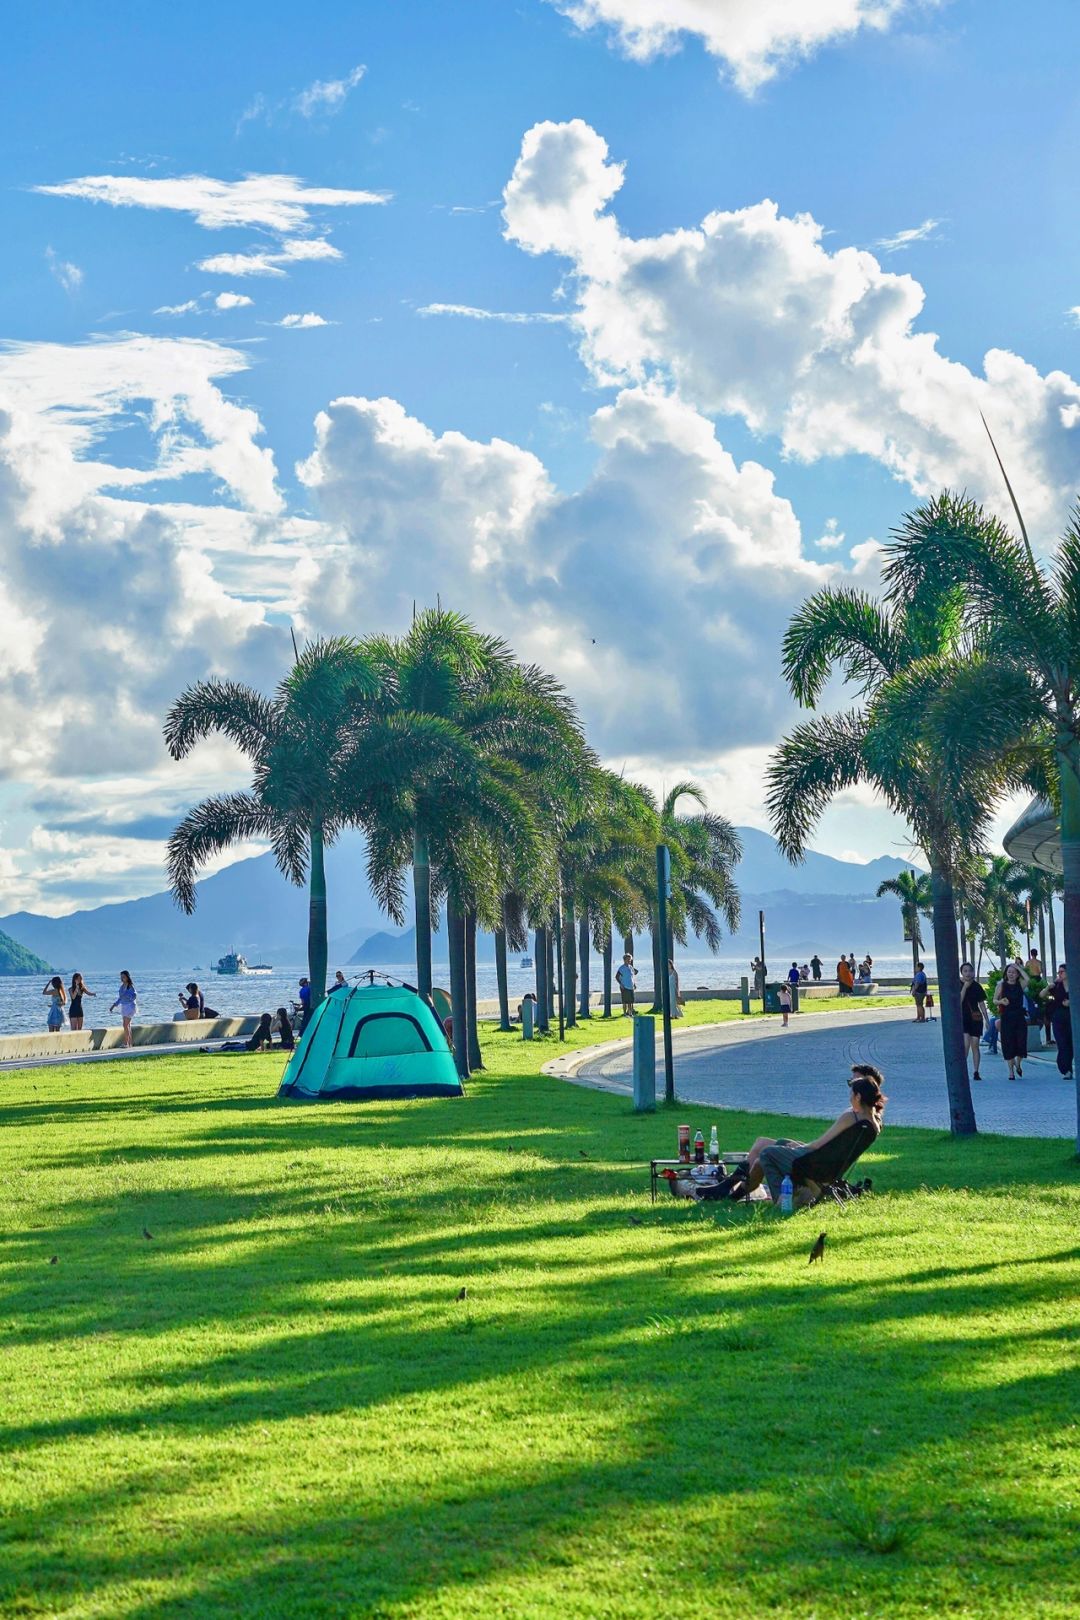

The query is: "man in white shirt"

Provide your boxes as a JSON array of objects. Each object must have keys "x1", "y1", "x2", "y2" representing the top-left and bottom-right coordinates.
[{"x1": 615, "y1": 954, "x2": 637, "y2": 1016}]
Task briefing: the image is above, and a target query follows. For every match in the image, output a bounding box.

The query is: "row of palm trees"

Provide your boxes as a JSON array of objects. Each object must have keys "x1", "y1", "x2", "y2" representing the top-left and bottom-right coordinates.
[
  {"x1": 162, "y1": 612, "x2": 742, "y2": 1078},
  {"x1": 766, "y1": 491, "x2": 1080, "y2": 1148},
  {"x1": 877, "y1": 858, "x2": 1063, "y2": 978}
]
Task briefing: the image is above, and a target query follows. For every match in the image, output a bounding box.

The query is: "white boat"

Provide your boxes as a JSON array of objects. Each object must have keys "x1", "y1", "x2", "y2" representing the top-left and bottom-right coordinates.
[
  {"x1": 214, "y1": 952, "x2": 271, "y2": 975},
  {"x1": 520, "y1": 955, "x2": 533, "y2": 968}
]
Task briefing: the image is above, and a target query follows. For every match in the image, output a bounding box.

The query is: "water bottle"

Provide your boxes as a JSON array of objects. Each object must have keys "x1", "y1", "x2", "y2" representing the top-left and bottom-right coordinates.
[
  {"x1": 708, "y1": 1126, "x2": 720, "y2": 1165},
  {"x1": 779, "y1": 1174, "x2": 794, "y2": 1214}
]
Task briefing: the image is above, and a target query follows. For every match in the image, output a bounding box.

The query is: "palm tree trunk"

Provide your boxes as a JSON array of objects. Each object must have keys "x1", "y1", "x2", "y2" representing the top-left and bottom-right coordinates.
[
  {"x1": 578, "y1": 913, "x2": 591, "y2": 1018},
  {"x1": 494, "y1": 925, "x2": 511, "y2": 1032},
  {"x1": 602, "y1": 928, "x2": 613, "y2": 1018},
  {"x1": 909, "y1": 907, "x2": 919, "y2": 980},
  {"x1": 546, "y1": 927, "x2": 556, "y2": 1019},
  {"x1": 1049, "y1": 898, "x2": 1058, "y2": 974},
  {"x1": 956, "y1": 899, "x2": 965, "y2": 965},
  {"x1": 447, "y1": 897, "x2": 469, "y2": 1079},
  {"x1": 563, "y1": 896, "x2": 577, "y2": 1028},
  {"x1": 535, "y1": 926, "x2": 549, "y2": 1033},
  {"x1": 465, "y1": 911, "x2": 482, "y2": 1071},
  {"x1": 931, "y1": 865, "x2": 977, "y2": 1136},
  {"x1": 308, "y1": 820, "x2": 328, "y2": 1010},
  {"x1": 1056, "y1": 745, "x2": 1080, "y2": 1151},
  {"x1": 412, "y1": 827, "x2": 432, "y2": 1000},
  {"x1": 624, "y1": 933, "x2": 634, "y2": 958},
  {"x1": 1038, "y1": 903, "x2": 1047, "y2": 969}
]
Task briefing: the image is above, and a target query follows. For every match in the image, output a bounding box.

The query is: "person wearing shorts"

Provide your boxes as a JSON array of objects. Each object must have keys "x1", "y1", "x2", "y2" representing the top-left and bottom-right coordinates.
[
  {"x1": 615, "y1": 954, "x2": 637, "y2": 1016},
  {"x1": 911, "y1": 962, "x2": 928, "y2": 1021}
]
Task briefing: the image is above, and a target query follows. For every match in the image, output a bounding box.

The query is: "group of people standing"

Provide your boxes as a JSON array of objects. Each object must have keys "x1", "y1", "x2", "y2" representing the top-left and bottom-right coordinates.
[
  {"x1": 42, "y1": 971, "x2": 138, "y2": 1045},
  {"x1": 956, "y1": 954, "x2": 1072, "y2": 1083}
]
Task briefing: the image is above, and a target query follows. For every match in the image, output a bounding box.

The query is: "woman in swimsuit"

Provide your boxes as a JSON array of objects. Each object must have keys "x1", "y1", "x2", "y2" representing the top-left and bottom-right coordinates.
[
  {"x1": 959, "y1": 962, "x2": 989, "y2": 1082},
  {"x1": 42, "y1": 976, "x2": 67, "y2": 1032},
  {"x1": 995, "y1": 960, "x2": 1030, "y2": 1081},
  {"x1": 68, "y1": 972, "x2": 96, "y2": 1031}
]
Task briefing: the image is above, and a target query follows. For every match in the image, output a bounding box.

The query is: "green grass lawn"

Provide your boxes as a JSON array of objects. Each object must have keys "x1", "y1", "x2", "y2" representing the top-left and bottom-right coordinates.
[{"x1": 1, "y1": 1017, "x2": 1077, "y2": 1619}]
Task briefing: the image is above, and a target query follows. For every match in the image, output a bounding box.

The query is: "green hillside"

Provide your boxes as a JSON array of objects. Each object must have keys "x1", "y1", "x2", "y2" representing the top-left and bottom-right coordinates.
[{"x1": 0, "y1": 927, "x2": 51, "y2": 975}]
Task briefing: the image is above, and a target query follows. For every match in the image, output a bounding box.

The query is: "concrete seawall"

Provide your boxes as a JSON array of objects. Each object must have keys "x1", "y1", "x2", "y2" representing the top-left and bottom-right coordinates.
[{"x1": 0, "y1": 1016, "x2": 261, "y2": 1064}]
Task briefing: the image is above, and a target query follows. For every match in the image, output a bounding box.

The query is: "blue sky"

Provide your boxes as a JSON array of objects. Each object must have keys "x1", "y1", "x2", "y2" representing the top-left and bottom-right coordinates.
[{"x1": 2, "y1": 0, "x2": 1078, "y2": 911}]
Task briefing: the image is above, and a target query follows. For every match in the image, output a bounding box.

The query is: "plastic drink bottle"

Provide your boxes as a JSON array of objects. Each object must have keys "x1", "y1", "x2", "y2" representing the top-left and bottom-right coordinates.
[
  {"x1": 694, "y1": 1130, "x2": 705, "y2": 1165},
  {"x1": 779, "y1": 1174, "x2": 794, "y2": 1214},
  {"x1": 708, "y1": 1126, "x2": 720, "y2": 1165}
]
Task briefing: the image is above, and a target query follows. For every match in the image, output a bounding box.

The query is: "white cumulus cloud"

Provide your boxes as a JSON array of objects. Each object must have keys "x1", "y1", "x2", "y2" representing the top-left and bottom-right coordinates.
[
  {"x1": 214, "y1": 291, "x2": 253, "y2": 310},
  {"x1": 198, "y1": 238, "x2": 343, "y2": 277},
  {"x1": 503, "y1": 118, "x2": 1080, "y2": 535},
  {"x1": 36, "y1": 172, "x2": 389, "y2": 231},
  {"x1": 544, "y1": 0, "x2": 917, "y2": 92},
  {"x1": 276, "y1": 312, "x2": 331, "y2": 328}
]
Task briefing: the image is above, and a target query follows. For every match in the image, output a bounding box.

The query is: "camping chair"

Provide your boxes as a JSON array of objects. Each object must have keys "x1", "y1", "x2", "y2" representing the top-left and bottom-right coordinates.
[{"x1": 787, "y1": 1118, "x2": 878, "y2": 1208}]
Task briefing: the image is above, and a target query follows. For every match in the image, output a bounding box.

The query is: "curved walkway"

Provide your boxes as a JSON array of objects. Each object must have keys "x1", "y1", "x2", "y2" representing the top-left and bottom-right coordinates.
[{"x1": 574, "y1": 1006, "x2": 1076, "y2": 1137}]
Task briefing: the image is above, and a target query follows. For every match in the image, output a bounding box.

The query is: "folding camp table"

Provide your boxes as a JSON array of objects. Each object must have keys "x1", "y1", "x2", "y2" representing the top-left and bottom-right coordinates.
[{"x1": 650, "y1": 1152, "x2": 749, "y2": 1202}]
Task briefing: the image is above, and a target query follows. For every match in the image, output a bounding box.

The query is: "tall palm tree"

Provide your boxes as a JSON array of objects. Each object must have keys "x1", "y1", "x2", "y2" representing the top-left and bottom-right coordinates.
[
  {"x1": 876, "y1": 868, "x2": 932, "y2": 978},
  {"x1": 649, "y1": 784, "x2": 741, "y2": 1011},
  {"x1": 976, "y1": 854, "x2": 1028, "y2": 970},
  {"x1": 765, "y1": 581, "x2": 1022, "y2": 1136},
  {"x1": 879, "y1": 492, "x2": 1080, "y2": 1140},
  {"x1": 163, "y1": 639, "x2": 382, "y2": 1010}
]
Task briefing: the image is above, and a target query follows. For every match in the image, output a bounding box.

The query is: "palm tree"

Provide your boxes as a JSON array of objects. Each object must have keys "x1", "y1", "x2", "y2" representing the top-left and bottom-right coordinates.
[
  {"x1": 1024, "y1": 866, "x2": 1064, "y2": 971},
  {"x1": 650, "y1": 784, "x2": 742, "y2": 1011},
  {"x1": 765, "y1": 581, "x2": 1024, "y2": 1136},
  {"x1": 163, "y1": 639, "x2": 382, "y2": 1011},
  {"x1": 876, "y1": 868, "x2": 932, "y2": 977},
  {"x1": 880, "y1": 492, "x2": 1080, "y2": 1141},
  {"x1": 976, "y1": 854, "x2": 1028, "y2": 970}
]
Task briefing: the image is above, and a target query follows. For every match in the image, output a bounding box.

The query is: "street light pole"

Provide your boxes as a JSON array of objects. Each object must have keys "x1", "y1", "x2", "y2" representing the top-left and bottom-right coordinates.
[
  {"x1": 657, "y1": 844, "x2": 675, "y2": 1103},
  {"x1": 759, "y1": 908, "x2": 767, "y2": 1013}
]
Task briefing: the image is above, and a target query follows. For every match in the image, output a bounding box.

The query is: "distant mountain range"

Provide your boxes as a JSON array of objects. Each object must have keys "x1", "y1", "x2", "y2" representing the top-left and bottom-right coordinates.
[
  {"x1": 0, "y1": 928, "x2": 51, "y2": 976},
  {"x1": 0, "y1": 825, "x2": 924, "y2": 972}
]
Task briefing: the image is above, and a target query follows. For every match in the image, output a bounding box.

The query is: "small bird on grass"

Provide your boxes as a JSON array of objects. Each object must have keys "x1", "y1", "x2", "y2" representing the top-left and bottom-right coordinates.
[
  {"x1": 578, "y1": 1149, "x2": 591, "y2": 1159},
  {"x1": 808, "y1": 1232, "x2": 826, "y2": 1266},
  {"x1": 455, "y1": 1286, "x2": 468, "y2": 1302},
  {"x1": 49, "y1": 1255, "x2": 58, "y2": 1265},
  {"x1": 627, "y1": 1215, "x2": 644, "y2": 1227},
  {"x1": 142, "y1": 1227, "x2": 154, "y2": 1241}
]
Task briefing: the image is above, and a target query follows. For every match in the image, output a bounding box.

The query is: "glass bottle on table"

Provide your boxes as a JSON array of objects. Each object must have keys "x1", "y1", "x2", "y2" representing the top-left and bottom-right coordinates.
[{"x1": 708, "y1": 1126, "x2": 720, "y2": 1165}]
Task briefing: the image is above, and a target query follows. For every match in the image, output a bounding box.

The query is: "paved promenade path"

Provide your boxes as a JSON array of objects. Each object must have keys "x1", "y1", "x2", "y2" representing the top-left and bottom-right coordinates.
[{"x1": 577, "y1": 1005, "x2": 1076, "y2": 1137}]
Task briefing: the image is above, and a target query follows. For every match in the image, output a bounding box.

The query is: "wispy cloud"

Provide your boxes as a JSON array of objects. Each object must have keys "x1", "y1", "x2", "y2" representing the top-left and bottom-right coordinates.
[
  {"x1": 36, "y1": 172, "x2": 389, "y2": 231},
  {"x1": 154, "y1": 291, "x2": 254, "y2": 315},
  {"x1": 295, "y1": 65, "x2": 366, "y2": 118},
  {"x1": 198, "y1": 238, "x2": 343, "y2": 277},
  {"x1": 418, "y1": 303, "x2": 569, "y2": 324},
  {"x1": 276, "y1": 312, "x2": 331, "y2": 328},
  {"x1": 875, "y1": 218, "x2": 942, "y2": 253},
  {"x1": 45, "y1": 246, "x2": 83, "y2": 292}
]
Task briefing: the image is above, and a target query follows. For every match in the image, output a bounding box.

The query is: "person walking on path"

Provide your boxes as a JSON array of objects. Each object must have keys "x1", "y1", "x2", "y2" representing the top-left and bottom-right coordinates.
[
  {"x1": 68, "y1": 973, "x2": 95, "y2": 1031},
  {"x1": 778, "y1": 981, "x2": 792, "y2": 1028},
  {"x1": 1040, "y1": 965, "x2": 1073, "y2": 1079},
  {"x1": 615, "y1": 954, "x2": 637, "y2": 1017},
  {"x1": 995, "y1": 960, "x2": 1030, "y2": 1080},
  {"x1": 959, "y1": 962, "x2": 989, "y2": 1082},
  {"x1": 667, "y1": 959, "x2": 683, "y2": 1018},
  {"x1": 810, "y1": 953, "x2": 822, "y2": 982},
  {"x1": 42, "y1": 976, "x2": 67, "y2": 1032},
  {"x1": 110, "y1": 971, "x2": 138, "y2": 1048},
  {"x1": 910, "y1": 961, "x2": 929, "y2": 1022}
]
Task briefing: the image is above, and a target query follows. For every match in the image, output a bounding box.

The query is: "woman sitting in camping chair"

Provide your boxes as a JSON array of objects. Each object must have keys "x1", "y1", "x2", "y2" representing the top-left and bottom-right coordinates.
[{"x1": 717, "y1": 1065, "x2": 887, "y2": 1204}]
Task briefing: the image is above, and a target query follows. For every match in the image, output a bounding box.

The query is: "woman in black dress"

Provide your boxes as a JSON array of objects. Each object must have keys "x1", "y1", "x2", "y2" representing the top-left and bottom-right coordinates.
[
  {"x1": 68, "y1": 972, "x2": 96, "y2": 1031},
  {"x1": 959, "y1": 962, "x2": 988, "y2": 1082},
  {"x1": 1040, "y1": 965, "x2": 1073, "y2": 1079},
  {"x1": 995, "y1": 960, "x2": 1030, "y2": 1080}
]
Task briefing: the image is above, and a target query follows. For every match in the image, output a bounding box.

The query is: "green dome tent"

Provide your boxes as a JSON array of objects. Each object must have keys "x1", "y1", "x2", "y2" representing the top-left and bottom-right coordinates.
[{"x1": 278, "y1": 980, "x2": 463, "y2": 1102}]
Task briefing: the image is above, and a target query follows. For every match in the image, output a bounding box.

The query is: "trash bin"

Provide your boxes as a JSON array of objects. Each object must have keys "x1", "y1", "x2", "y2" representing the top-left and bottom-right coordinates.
[{"x1": 763, "y1": 982, "x2": 783, "y2": 1013}]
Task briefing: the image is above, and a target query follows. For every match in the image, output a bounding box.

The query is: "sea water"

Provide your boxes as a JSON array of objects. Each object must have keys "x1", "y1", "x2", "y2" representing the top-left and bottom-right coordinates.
[{"x1": 0, "y1": 953, "x2": 930, "y2": 1037}]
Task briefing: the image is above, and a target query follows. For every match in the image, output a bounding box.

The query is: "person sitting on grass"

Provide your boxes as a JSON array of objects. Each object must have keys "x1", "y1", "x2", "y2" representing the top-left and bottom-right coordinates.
[
  {"x1": 271, "y1": 1007, "x2": 295, "y2": 1051},
  {"x1": 719, "y1": 1065, "x2": 886, "y2": 1204}
]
